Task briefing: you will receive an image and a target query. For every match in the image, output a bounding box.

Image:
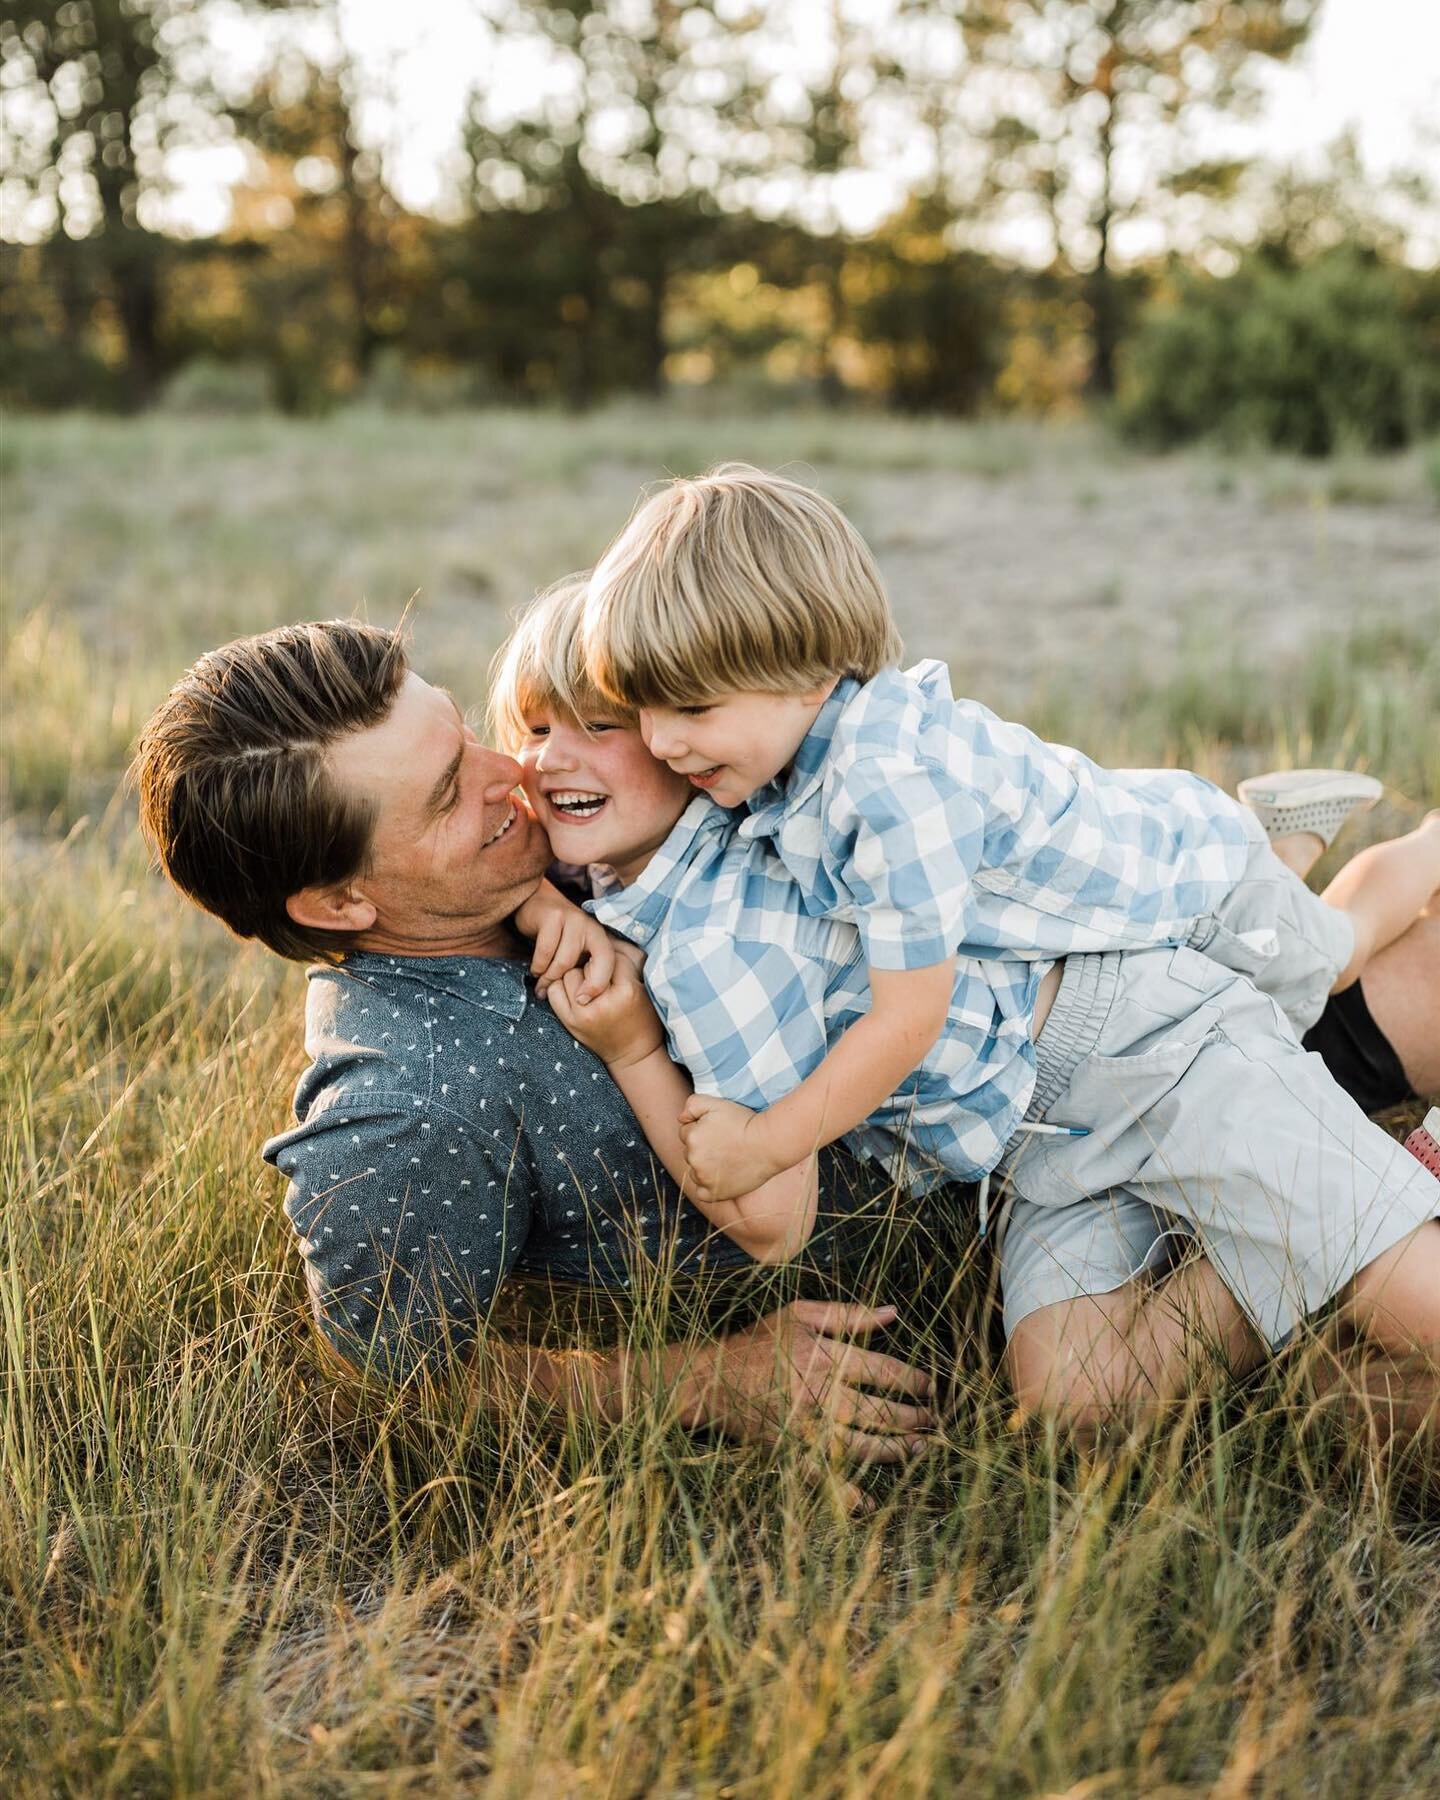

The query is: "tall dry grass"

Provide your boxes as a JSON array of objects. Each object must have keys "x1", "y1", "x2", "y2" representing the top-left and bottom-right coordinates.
[{"x1": 3, "y1": 410, "x2": 1438, "y2": 1793}]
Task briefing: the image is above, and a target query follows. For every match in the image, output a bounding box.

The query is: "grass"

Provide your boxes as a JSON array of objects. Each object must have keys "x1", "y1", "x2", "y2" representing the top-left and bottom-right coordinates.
[{"x1": 3, "y1": 408, "x2": 1439, "y2": 1793}]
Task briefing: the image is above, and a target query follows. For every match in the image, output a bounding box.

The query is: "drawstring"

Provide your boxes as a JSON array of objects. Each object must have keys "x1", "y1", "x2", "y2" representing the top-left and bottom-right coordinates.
[{"x1": 977, "y1": 1120, "x2": 1089, "y2": 1239}]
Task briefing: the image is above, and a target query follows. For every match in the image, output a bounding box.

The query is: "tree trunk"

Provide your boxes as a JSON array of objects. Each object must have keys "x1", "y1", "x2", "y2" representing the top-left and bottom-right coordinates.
[
  {"x1": 112, "y1": 233, "x2": 161, "y2": 404},
  {"x1": 1087, "y1": 85, "x2": 1118, "y2": 397},
  {"x1": 340, "y1": 133, "x2": 379, "y2": 378},
  {"x1": 818, "y1": 240, "x2": 846, "y2": 407},
  {"x1": 639, "y1": 250, "x2": 667, "y2": 397}
]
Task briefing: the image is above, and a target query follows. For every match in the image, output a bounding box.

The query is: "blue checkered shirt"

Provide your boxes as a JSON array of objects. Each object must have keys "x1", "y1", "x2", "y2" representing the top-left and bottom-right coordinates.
[
  {"x1": 738, "y1": 661, "x2": 1260, "y2": 967},
  {"x1": 587, "y1": 800, "x2": 1047, "y2": 1187}
]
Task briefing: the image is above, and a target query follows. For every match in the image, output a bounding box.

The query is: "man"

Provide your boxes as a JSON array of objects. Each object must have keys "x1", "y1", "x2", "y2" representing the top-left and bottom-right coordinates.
[
  {"x1": 134, "y1": 619, "x2": 936, "y2": 1480},
  {"x1": 135, "y1": 619, "x2": 1439, "y2": 1465}
]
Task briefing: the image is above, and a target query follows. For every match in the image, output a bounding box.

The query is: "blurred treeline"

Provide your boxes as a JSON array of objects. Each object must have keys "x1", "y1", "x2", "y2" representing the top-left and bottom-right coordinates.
[{"x1": 3, "y1": 0, "x2": 1438, "y2": 454}]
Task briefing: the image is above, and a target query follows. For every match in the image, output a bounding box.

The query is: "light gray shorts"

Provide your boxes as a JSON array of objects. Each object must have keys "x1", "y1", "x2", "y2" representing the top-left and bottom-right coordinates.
[
  {"x1": 996, "y1": 947, "x2": 1439, "y2": 1348},
  {"x1": 1187, "y1": 819, "x2": 1355, "y2": 1038}
]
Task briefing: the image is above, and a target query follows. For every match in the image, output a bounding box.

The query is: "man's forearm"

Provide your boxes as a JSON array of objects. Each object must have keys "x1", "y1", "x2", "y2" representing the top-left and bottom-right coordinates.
[{"x1": 473, "y1": 1330, "x2": 731, "y2": 1433}]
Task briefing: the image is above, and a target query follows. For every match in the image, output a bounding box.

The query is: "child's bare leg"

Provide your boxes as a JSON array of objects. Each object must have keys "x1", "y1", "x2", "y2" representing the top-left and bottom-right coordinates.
[
  {"x1": 1270, "y1": 831, "x2": 1325, "y2": 879},
  {"x1": 1324, "y1": 811, "x2": 1440, "y2": 992},
  {"x1": 1359, "y1": 905, "x2": 1440, "y2": 1096}
]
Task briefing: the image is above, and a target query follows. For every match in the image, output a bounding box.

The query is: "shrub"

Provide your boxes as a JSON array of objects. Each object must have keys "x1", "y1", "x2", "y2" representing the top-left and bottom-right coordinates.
[
  {"x1": 159, "y1": 357, "x2": 277, "y2": 416},
  {"x1": 1117, "y1": 247, "x2": 1440, "y2": 455}
]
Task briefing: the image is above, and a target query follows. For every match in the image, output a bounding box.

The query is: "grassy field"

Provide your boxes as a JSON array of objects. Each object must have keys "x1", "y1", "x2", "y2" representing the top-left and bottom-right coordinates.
[{"x1": 3, "y1": 408, "x2": 1439, "y2": 1794}]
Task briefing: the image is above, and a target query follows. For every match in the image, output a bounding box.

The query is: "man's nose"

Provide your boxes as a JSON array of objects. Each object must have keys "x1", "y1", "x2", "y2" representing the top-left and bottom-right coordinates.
[{"x1": 478, "y1": 748, "x2": 524, "y2": 793}]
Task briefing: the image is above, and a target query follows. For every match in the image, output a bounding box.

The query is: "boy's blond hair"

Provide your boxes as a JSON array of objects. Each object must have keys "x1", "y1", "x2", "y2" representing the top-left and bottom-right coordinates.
[
  {"x1": 486, "y1": 574, "x2": 635, "y2": 754},
  {"x1": 583, "y1": 463, "x2": 904, "y2": 708}
]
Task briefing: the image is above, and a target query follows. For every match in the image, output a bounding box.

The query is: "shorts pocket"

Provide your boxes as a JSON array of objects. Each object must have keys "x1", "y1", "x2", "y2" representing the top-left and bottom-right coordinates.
[
  {"x1": 1166, "y1": 941, "x2": 1243, "y2": 995},
  {"x1": 1009, "y1": 1028, "x2": 1220, "y2": 1210}
]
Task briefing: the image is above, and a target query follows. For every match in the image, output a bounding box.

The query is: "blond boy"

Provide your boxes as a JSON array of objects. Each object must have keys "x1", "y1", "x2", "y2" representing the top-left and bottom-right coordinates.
[{"x1": 581, "y1": 464, "x2": 1440, "y2": 1208}]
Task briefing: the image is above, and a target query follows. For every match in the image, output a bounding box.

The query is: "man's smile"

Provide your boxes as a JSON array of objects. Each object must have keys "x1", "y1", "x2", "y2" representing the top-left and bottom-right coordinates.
[{"x1": 481, "y1": 804, "x2": 518, "y2": 847}]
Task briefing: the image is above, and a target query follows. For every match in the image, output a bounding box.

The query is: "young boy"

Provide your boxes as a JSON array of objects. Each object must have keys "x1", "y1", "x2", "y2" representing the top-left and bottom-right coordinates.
[{"x1": 582, "y1": 463, "x2": 1440, "y2": 1205}]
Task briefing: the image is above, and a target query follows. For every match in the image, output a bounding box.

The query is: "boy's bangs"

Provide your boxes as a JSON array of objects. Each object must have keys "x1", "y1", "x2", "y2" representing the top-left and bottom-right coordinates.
[{"x1": 588, "y1": 630, "x2": 727, "y2": 712}]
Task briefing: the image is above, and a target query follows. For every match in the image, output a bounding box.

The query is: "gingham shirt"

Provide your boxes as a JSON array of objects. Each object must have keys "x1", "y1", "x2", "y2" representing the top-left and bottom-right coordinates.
[
  {"x1": 587, "y1": 800, "x2": 1046, "y2": 1187},
  {"x1": 739, "y1": 660, "x2": 1260, "y2": 966}
]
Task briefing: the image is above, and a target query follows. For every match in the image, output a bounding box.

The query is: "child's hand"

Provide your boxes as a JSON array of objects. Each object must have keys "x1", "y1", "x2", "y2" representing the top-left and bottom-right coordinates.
[
  {"x1": 513, "y1": 881, "x2": 616, "y2": 1001},
  {"x1": 677, "y1": 1096, "x2": 788, "y2": 1202},
  {"x1": 546, "y1": 960, "x2": 664, "y2": 1069}
]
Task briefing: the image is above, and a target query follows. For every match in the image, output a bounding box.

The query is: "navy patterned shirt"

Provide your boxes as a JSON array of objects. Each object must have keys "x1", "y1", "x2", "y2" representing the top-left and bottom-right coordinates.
[{"x1": 262, "y1": 951, "x2": 889, "y2": 1380}]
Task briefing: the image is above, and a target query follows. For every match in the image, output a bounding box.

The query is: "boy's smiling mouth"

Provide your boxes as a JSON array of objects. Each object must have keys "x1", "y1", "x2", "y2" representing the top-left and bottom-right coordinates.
[
  {"x1": 545, "y1": 788, "x2": 610, "y2": 820},
  {"x1": 684, "y1": 765, "x2": 724, "y2": 790}
]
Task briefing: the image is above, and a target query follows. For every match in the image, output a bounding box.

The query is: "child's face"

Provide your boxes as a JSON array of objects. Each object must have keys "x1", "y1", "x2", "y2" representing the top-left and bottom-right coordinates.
[
  {"x1": 638, "y1": 684, "x2": 836, "y2": 809},
  {"x1": 517, "y1": 702, "x2": 693, "y2": 883}
]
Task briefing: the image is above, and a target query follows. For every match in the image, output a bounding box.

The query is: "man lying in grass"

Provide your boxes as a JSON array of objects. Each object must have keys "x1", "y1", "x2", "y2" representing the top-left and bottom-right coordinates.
[
  {"x1": 135, "y1": 619, "x2": 936, "y2": 1473},
  {"x1": 134, "y1": 613, "x2": 1439, "y2": 1477}
]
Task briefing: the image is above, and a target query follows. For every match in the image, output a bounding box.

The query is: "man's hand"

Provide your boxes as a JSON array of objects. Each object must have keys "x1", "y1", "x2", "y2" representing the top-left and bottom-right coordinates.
[
  {"x1": 546, "y1": 959, "x2": 664, "y2": 1069},
  {"x1": 677, "y1": 1094, "x2": 788, "y2": 1202},
  {"x1": 512, "y1": 880, "x2": 616, "y2": 1001},
  {"x1": 688, "y1": 1300, "x2": 935, "y2": 1513}
]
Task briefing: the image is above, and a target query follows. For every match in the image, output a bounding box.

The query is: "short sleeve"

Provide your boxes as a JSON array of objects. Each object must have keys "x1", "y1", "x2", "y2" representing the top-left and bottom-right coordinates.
[
  {"x1": 647, "y1": 931, "x2": 836, "y2": 1111},
  {"x1": 269, "y1": 1092, "x2": 534, "y2": 1383},
  {"x1": 825, "y1": 753, "x2": 985, "y2": 969}
]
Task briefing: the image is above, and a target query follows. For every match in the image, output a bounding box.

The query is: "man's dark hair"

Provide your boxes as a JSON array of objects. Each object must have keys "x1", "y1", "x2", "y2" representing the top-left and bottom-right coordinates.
[{"x1": 134, "y1": 620, "x2": 409, "y2": 962}]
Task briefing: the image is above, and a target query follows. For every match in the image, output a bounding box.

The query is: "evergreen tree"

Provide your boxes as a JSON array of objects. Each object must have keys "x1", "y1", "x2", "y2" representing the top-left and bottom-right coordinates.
[{"x1": 957, "y1": 0, "x2": 1319, "y2": 392}]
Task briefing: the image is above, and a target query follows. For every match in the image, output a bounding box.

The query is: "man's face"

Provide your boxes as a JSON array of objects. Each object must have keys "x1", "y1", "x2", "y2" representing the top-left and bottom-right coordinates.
[{"x1": 322, "y1": 673, "x2": 550, "y2": 953}]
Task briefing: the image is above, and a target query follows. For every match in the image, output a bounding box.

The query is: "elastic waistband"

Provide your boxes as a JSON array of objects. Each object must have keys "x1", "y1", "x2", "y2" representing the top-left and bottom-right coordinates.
[
  {"x1": 984, "y1": 951, "x2": 1121, "y2": 1247},
  {"x1": 1024, "y1": 951, "x2": 1122, "y2": 1122}
]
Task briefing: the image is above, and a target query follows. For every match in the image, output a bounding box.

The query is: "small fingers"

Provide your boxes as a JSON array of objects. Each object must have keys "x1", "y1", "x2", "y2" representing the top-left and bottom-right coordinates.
[
  {"x1": 529, "y1": 918, "x2": 563, "y2": 978},
  {"x1": 578, "y1": 932, "x2": 615, "y2": 1001}
]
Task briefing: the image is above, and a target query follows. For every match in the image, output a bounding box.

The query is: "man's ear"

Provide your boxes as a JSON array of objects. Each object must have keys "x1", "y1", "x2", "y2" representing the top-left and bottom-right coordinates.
[{"x1": 285, "y1": 882, "x2": 377, "y2": 936}]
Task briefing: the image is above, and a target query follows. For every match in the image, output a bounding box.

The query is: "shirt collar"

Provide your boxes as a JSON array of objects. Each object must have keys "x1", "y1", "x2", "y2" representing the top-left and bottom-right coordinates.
[
  {"x1": 740, "y1": 675, "x2": 859, "y2": 839},
  {"x1": 329, "y1": 951, "x2": 530, "y2": 1022},
  {"x1": 586, "y1": 795, "x2": 730, "y2": 947}
]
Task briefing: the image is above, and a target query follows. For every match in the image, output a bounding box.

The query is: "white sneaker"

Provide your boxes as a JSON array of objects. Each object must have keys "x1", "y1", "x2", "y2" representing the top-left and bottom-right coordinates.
[{"x1": 1237, "y1": 768, "x2": 1382, "y2": 848}]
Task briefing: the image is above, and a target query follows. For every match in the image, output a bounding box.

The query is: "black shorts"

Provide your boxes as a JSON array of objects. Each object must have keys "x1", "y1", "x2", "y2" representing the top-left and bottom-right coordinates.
[{"x1": 1302, "y1": 978, "x2": 1417, "y2": 1115}]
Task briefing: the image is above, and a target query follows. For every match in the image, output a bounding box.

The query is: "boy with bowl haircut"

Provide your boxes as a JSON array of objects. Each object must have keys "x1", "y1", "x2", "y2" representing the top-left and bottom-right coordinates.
[{"x1": 582, "y1": 463, "x2": 1440, "y2": 1205}]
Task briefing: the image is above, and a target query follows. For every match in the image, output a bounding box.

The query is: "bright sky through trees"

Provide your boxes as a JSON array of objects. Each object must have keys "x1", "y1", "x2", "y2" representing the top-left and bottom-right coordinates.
[{"x1": 151, "y1": 0, "x2": 1437, "y2": 255}]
